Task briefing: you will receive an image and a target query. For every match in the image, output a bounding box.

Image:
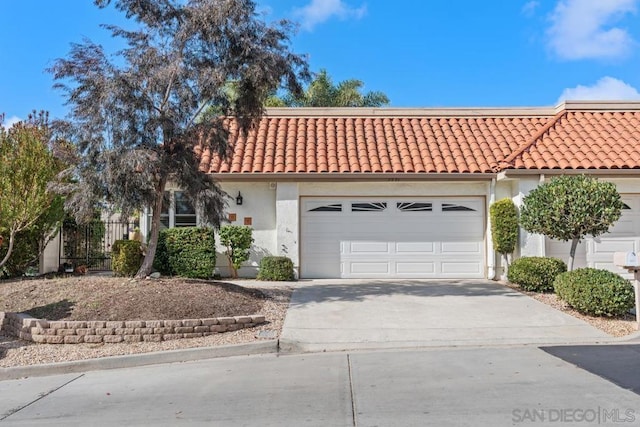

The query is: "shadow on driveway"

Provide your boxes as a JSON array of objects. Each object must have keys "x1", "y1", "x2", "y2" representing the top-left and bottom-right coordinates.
[
  {"x1": 541, "y1": 344, "x2": 640, "y2": 395},
  {"x1": 290, "y1": 279, "x2": 522, "y2": 307}
]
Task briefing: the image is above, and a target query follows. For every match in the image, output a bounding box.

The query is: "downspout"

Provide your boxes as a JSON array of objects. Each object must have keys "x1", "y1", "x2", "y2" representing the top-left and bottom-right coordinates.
[{"x1": 487, "y1": 178, "x2": 497, "y2": 280}]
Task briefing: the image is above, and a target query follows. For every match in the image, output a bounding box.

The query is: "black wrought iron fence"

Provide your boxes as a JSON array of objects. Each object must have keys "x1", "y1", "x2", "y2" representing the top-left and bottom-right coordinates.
[{"x1": 59, "y1": 220, "x2": 131, "y2": 271}]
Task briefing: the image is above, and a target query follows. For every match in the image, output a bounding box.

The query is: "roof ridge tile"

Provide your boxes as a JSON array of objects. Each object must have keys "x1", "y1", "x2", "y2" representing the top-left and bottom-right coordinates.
[{"x1": 495, "y1": 111, "x2": 567, "y2": 171}]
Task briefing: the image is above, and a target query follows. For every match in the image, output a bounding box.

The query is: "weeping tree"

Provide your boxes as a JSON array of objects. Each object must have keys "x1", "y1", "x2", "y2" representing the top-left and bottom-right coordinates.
[
  {"x1": 49, "y1": 0, "x2": 309, "y2": 278},
  {"x1": 519, "y1": 175, "x2": 623, "y2": 271},
  {"x1": 266, "y1": 69, "x2": 389, "y2": 107}
]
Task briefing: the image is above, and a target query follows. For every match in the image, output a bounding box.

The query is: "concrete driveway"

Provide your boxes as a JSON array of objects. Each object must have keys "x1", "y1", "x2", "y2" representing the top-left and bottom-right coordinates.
[{"x1": 279, "y1": 279, "x2": 612, "y2": 352}]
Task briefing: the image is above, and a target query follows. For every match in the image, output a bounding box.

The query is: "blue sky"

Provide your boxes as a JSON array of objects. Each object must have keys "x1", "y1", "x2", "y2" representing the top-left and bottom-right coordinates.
[{"x1": 3, "y1": 0, "x2": 640, "y2": 126}]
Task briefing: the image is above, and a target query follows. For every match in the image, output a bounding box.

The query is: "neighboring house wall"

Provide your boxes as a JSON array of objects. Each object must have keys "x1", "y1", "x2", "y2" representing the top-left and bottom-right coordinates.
[
  {"x1": 494, "y1": 174, "x2": 640, "y2": 279},
  {"x1": 40, "y1": 233, "x2": 61, "y2": 274}
]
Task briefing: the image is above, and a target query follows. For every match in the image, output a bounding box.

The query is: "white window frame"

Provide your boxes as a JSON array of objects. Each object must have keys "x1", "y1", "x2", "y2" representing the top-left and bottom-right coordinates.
[{"x1": 145, "y1": 191, "x2": 198, "y2": 232}]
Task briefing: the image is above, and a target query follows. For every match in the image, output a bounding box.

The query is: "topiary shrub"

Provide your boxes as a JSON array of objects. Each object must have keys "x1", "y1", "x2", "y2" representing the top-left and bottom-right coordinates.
[
  {"x1": 257, "y1": 256, "x2": 295, "y2": 281},
  {"x1": 507, "y1": 256, "x2": 567, "y2": 292},
  {"x1": 490, "y1": 198, "x2": 518, "y2": 263},
  {"x1": 112, "y1": 240, "x2": 143, "y2": 276},
  {"x1": 153, "y1": 227, "x2": 216, "y2": 279},
  {"x1": 554, "y1": 268, "x2": 635, "y2": 316}
]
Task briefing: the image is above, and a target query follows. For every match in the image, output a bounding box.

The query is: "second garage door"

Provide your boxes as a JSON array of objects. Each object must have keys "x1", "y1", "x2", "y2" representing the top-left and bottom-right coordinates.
[{"x1": 300, "y1": 197, "x2": 485, "y2": 279}]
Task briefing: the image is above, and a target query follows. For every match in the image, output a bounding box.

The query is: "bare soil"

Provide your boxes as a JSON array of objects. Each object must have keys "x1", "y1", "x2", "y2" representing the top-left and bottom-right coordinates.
[{"x1": 0, "y1": 275, "x2": 266, "y2": 321}]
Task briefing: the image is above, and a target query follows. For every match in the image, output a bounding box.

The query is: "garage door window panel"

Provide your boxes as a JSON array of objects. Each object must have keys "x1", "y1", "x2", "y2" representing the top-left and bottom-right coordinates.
[
  {"x1": 308, "y1": 203, "x2": 343, "y2": 212},
  {"x1": 442, "y1": 203, "x2": 476, "y2": 212},
  {"x1": 397, "y1": 202, "x2": 433, "y2": 212},
  {"x1": 351, "y1": 202, "x2": 387, "y2": 212}
]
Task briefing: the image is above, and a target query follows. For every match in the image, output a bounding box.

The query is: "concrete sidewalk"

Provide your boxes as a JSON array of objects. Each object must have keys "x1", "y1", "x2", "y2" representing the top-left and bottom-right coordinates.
[{"x1": 279, "y1": 279, "x2": 612, "y2": 352}]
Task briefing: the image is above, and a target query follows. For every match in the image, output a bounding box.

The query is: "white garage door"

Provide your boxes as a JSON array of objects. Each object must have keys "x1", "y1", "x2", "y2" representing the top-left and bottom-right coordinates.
[
  {"x1": 300, "y1": 197, "x2": 485, "y2": 279},
  {"x1": 546, "y1": 195, "x2": 640, "y2": 279}
]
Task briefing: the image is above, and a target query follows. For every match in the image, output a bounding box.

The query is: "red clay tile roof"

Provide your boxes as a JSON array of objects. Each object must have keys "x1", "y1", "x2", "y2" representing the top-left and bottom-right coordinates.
[
  {"x1": 196, "y1": 102, "x2": 640, "y2": 176},
  {"x1": 503, "y1": 110, "x2": 640, "y2": 170}
]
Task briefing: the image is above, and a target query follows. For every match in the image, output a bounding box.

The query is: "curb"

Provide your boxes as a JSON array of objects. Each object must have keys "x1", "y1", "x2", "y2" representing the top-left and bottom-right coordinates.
[
  {"x1": 0, "y1": 340, "x2": 278, "y2": 381},
  {"x1": 277, "y1": 337, "x2": 623, "y2": 355}
]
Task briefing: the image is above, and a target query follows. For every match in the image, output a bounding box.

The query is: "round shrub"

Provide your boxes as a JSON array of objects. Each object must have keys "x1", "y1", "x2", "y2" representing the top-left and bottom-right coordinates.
[
  {"x1": 507, "y1": 256, "x2": 567, "y2": 292},
  {"x1": 554, "y1": 268, "x2": 634, "y2": 317},
  {"x1": 257, "y1": 256, "x2": 295, "y2": 281}
]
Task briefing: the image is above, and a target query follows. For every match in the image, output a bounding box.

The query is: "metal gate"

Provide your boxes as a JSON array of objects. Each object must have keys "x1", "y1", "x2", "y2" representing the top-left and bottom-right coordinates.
[{"x1": 59, "y1": 220, "x2": 131, "y2": 271}]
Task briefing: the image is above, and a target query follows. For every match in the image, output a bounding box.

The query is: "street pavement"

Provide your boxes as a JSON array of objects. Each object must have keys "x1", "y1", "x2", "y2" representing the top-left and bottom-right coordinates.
[{"x1": 2, "y1": 345, "x2": 640, "y2": 426}]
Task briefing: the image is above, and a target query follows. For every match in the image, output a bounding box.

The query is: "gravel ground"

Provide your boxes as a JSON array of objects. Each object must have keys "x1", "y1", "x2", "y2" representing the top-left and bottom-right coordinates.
[{"x1": 0, "y1": 283, "x2": 292, "y2": 368}]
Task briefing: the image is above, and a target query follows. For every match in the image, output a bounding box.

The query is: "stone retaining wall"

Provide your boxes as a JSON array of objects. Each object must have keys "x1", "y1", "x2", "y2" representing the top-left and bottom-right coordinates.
[{"x1": 0, "y1": 311, "x2": 265, "y2": 344}]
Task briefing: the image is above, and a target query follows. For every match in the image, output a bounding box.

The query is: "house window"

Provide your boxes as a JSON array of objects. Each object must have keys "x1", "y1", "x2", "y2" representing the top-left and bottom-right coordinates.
[
  {"x1": 174, "y1": 191, "x2": 197, "y2": 227},
  {"x1": 149, "y1": 191, "x2": 197, "y2": 229},
  {"x1": 160, "y1": 192, "x2": 170, "y2": 229}
]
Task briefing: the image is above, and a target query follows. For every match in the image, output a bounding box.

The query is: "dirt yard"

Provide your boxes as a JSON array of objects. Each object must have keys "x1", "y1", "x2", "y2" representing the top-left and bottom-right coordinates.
[
  {"x1": 0, "y1": 275, "x2": 266, "y2": 321},
  {"x1": 0, "y1": 275, "x2": 293, "y2": 367}
]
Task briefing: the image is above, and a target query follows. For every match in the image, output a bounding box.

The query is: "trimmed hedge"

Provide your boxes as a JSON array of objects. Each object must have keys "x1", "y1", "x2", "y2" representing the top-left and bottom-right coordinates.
[
  {"x1": 554, "y1": 268, "x2": 635, "y2": 317},
  {"x1": 257, "y1": 256, "x2": 295, "y2": 281},
  {"x1": 490, "y1": 198, "x2": 518, "y2": 255},
  {"x1": 112, "y1": 240, "x2": 143, "y2": 276},
  {"x1": 507, "y1": 256, "x2": 567, "y2": 292},
  {"x1": 153, "y1": 227, "x2": 216, "y2": 279}
]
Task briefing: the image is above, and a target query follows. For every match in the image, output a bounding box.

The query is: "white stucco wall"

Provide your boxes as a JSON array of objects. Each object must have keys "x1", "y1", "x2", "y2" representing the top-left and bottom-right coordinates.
[
  {"x1": 216, "y1": 182, "x2": 277, "y2": 277},
  {"x1": 299, "y1": 181, "x2": 488, "y2": 197},
  {"x1": 511, "y1": 176, "x2": 546, "y2": 258},
  {"x1": 276, "y1": 182, "x2": 299, "y2": 269}
]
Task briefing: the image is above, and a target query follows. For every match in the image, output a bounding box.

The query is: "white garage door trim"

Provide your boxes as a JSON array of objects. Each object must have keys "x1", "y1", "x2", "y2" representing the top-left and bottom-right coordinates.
[{"x1": 300, "y1": 197, "x2": 485, "y2": 279}]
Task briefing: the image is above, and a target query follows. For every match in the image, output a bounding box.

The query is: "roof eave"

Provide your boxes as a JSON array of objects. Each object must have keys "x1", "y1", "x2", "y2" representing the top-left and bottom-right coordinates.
[
  {"x1": 210, "y1": 172, "x2": 497, "y2": 182},
  {"x1": 499, "y1": 168, "x2": 640, "y2": 178}
]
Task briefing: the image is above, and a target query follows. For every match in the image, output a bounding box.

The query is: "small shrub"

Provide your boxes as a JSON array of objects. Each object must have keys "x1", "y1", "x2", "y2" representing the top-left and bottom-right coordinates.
[
  {"x1": 257, "y1": 256, "x2": 295, "y2": 281},
  {"x1": 219, "y1": 225, "x2": 253, "y2": 278},
  {"x1": 153, "y1": 227, "x2": 216, "y2": 279},
  {"x1": 554, "y1": 268, "x2": 635, "y2": 316},
  {"x1": 112, "y1": 240, "x2": 143, "y2": 276},
  {"x1": 507, "y1": 256, "x2": 567, "y2": 292}
]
